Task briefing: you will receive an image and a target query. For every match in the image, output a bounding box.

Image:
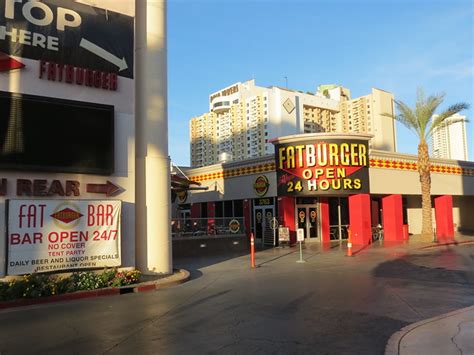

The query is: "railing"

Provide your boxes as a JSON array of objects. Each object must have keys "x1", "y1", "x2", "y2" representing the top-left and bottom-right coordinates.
[
  {"x1": 329, "y1": 224, "x2": 349, "y2": 240},
  {"x1": 171, "y1": 217, "x2": 246, "y2": 238}
]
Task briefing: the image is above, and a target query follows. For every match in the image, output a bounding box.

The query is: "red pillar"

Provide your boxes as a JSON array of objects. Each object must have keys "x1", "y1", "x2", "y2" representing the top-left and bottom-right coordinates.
[
  {"x1": 319, "y1": 197, "x2": 330, "y2": 243},
  {"x1": 243, "y1": 199, "x2": 252, "y2": 238},
  {"x1": 349, "y1": 194, "x2": 372, "y2": 245},
  {"x1": 435, "y1": 195, "x2": 454, "y2": 241},
  {"x1": 278, "y1": 196, "x2": 295, "y2": 244},
  {"x1": 382, "y1": 194, "x2": 404, "y2": 241}
]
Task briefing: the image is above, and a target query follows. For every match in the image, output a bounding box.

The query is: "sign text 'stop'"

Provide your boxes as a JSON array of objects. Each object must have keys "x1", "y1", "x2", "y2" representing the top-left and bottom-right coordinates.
[{"x1": 0, "y1": 0, "x2": 134, "y2": 78}]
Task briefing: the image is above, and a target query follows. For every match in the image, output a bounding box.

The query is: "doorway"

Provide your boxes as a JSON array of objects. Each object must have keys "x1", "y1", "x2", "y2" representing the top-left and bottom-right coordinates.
[
  {"x1": 296, "y1": 205, "x2": 319, "y2": 242},
  {"x1": 254, "y1": 205, "x2": 275, "y2": 245},
  {"x1": 328, "y1": 197, "x2": 349, "y2": 240}
]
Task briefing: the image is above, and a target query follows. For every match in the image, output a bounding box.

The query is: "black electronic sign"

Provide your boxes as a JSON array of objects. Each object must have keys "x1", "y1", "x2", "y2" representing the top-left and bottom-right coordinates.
[{"x1": 0, "y1": 91, "x2": 114, "y2": 175}]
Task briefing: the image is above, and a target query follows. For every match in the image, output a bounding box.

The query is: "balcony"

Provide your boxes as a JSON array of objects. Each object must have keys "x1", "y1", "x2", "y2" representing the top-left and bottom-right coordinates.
[{"x1": 211, "y1": 96, "x2": 231, "y2": 113}]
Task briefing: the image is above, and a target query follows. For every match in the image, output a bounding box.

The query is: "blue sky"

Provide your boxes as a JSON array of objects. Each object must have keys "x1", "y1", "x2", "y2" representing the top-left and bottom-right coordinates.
[{"x1": 168, "y1": 0, "x2": 473, "y2": 166}]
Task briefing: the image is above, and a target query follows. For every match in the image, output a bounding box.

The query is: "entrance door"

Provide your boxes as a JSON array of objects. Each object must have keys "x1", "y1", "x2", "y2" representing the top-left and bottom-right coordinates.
[
  {"x1": 296, "y1": 205, "x2": 319, "y2": 241},
  {"x1": 254, "y1": 206, "x2": 274, "y2": 245}
]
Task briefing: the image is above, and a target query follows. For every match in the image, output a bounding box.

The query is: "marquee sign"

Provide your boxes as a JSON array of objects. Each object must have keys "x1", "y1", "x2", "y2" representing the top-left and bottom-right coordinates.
[
  {"x1": 7, "y1": 199, "x2": 121, "y2": 275},
  {"x1": 0, "y1": 0, "x2": 134, "y2": 78},
  {"x1": 274, "y1": 135, "x2": 370, "y2": 196}
]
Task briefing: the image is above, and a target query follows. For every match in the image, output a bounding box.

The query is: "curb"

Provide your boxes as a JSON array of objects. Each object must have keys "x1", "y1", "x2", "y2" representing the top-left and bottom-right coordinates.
[
  {"x1": 385, "y1": 305, "x2": 474, "y2": 355},
  {"x1": 0, "y1": 268, "x2": 190, "y2": 311}
]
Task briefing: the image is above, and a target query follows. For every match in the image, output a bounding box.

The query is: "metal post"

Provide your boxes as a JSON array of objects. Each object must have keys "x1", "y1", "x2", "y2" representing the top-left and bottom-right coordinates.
[
  {"x1": 337, "y1": 198, "x2": 342, "y2": 240},
  {"x1": 297, "y1": 240, "x2": 306, "y2": 263},
  {"x1": 250, "y1": 232, "x2": 256, "y2": 268}
]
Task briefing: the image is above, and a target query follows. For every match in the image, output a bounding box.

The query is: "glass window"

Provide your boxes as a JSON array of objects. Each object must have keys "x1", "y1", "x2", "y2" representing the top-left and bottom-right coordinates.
[
  {"x1": 233, "y1": 200, "x2": 243, "y2": 217},
  {"x1": 215, "y1": 201, "x2": 223, "y2": 218},
  {"x1": 224, "y1": 200, "x2": 233, "y2": 217}
]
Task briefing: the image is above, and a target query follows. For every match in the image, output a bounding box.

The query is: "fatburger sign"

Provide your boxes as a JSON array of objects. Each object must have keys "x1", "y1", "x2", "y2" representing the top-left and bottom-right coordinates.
[
  {"x1": 273, "y1": 134, "x2": 371, "y2": 196},
  {"x1": 253, "y1": 175, "x2": 269, "y2": 197}
]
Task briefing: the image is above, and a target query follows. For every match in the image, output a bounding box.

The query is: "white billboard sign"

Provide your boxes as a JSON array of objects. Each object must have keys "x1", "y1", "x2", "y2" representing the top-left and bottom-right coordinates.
[{"x1": 7, "y1": 199, "x2": 121, "y2": 275}]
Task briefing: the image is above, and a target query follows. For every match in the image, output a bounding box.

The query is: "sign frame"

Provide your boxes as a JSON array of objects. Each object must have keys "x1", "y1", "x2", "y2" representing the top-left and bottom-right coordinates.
[
  {"x1": 6, "y1": 199, "x2": 122, "y2": 275},
  {"x1": 273, "y1": 134, "x2": 371, "y2": 196}
]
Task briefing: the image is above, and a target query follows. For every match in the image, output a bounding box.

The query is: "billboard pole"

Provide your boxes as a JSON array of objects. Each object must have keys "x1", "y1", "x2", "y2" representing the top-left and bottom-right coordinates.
[{"x1": 135, "y1": 0, "x2": 172, "y2": 275}]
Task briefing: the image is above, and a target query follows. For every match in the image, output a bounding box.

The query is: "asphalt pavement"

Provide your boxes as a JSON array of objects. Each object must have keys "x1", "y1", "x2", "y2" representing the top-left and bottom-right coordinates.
[{"x1": 0, "y1": 237, "x2": 473, "y2": 354}]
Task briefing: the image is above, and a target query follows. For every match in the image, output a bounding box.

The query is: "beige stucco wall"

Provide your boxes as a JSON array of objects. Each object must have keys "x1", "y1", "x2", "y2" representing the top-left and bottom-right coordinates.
[{"x1": 0, "y1": 1, "x2": 136, "y2": 277}]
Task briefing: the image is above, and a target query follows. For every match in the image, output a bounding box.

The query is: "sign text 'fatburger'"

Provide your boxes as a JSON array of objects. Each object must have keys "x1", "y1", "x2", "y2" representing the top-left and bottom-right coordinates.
[{"x1": 274, "y1": 138, "x2": 370, "y2": 195}]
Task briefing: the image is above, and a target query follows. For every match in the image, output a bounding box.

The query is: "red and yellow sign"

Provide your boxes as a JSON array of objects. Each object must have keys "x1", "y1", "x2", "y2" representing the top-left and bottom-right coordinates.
[
  {"x1": 274, "y1": 136, "x2": 370, "y2": 195},
  {"x1": 253, "y1": 175, "x2": 269, "y2": 197}
]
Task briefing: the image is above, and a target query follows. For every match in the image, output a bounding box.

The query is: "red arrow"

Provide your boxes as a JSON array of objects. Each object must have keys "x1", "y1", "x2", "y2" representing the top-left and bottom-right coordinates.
[
  {"x1": 86, "y1": 181, "x2": 121, "y2": 196},
  {"x1": 0, "y1": 52, "x2": 25, "y2": 72}
]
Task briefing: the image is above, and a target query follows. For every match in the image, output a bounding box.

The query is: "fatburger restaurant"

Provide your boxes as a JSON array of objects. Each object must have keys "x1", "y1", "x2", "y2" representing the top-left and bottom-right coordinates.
[{"x1": 179, "y1": 133, "x2": 474, "y2": 246}]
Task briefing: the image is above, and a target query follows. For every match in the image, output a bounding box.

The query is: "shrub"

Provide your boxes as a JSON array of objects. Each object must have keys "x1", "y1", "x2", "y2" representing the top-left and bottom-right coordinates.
[{"x1": 0, "y1": 268, "x2": 142, "y2": 301}]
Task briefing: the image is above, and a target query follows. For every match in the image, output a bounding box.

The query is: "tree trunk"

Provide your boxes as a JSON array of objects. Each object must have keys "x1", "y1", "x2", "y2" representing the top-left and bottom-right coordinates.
[{"x1": 418, "y1": 140, "x2": 434, "y2": 241}]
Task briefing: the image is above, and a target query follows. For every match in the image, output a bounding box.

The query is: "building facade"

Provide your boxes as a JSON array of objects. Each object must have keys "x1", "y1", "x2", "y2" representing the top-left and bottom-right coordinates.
[
  {"x1": 190, "y1": 80, "x2": 397, "y2": 167},
  {"x1": 178, "y1": 133, "x2": 474, "y2": 247},
  {"x1": 0, "y1": 1, "x2": 171, "y2": 277},
  {"x1": 432, "y1": 114, "x2": 469, "y2": 161}
]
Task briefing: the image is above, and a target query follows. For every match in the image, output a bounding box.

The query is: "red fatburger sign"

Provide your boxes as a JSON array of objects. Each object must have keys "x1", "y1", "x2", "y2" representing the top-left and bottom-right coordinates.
[{"x1": 274, "y1": 136, "x2": 370, "y2": 196}]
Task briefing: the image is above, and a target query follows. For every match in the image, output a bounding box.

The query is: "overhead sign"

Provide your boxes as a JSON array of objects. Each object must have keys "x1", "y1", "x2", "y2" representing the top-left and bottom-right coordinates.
[
  {"x1": 0, "y1": 0, "x2": 134, "y2": 78},
  {"x1": 7, "y1": 199, "x2": 122, "y2": 275},
  {"x1": 274, "y1": 137, "x2": 370, "y2": 196}
]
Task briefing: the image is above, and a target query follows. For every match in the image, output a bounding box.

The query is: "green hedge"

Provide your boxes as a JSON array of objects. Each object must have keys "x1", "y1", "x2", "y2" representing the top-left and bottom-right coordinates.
[{"x1": 0, "y1": 269, "x2": 141, "y2": 301}]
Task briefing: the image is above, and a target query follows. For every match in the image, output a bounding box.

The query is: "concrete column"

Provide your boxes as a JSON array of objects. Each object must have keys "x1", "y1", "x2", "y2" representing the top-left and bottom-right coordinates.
[
  {"x1": 135, "y1": 0, "x2": 172, "y2": 275},
  {"x1": 382, "y1": 194, "x2": 404, "y2": 241},
  {"x1": 435, "y1": 195, "x2": 454, "y2": 240},
  {"x1": 319, "y1": 197, "x2": 330, "y2": 243},
  {"x1": 349, "y1": 194, "x2": 372, "y2": 245}
]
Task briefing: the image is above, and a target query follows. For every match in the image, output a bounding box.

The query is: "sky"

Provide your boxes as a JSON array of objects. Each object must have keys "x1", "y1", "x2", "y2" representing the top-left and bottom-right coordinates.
[{"x1": 168, "y1": 0, "x2": 473, "y2": 166}]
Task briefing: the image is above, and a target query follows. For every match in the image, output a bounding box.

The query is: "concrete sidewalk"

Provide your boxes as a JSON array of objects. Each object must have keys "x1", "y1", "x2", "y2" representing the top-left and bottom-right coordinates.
[
  {"x1": 383, "y1": 234, "x2": 474, "y2": 355},
  {"x1": 386, "y1": 305, "x2": 474, "y2": 355}
]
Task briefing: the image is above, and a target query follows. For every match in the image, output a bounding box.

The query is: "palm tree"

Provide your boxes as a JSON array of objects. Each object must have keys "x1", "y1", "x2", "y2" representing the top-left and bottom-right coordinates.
[{"x1": 390, "y1": 88, "x2": 469, "y2": 241}]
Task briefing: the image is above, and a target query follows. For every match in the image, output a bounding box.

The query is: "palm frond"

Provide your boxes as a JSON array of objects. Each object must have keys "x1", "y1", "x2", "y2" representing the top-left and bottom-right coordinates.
[
  {"x1": 427, "y1": 103, "x2": 470, "y2": 137},
  {"x1": 392, "y1": 99, "x2": 422, "y2": 137},
  {"x1": 417, "y1": 92, "x2": 445, "y2": 138}
]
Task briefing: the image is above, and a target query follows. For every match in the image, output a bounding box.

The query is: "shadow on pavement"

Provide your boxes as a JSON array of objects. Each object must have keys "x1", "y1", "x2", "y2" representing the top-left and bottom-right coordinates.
[
  {"x1": 173, "y1": 251, "x2": 249, "y2": 271},
  {"x1": 373, "y1": 255, "x2": 474, "y2": 285}
]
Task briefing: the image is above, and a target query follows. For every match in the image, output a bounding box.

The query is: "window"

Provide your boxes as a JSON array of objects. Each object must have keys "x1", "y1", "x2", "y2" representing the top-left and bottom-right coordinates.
[
  {"x1": 215, "y1": 201, "x2": 223, "y2": 218},
  {"x1": 224, "y1": 200, "x2": 233, "y2": 217},
  {"x1": 233, "y1": 200, "x2": 243, "y2": 217}
]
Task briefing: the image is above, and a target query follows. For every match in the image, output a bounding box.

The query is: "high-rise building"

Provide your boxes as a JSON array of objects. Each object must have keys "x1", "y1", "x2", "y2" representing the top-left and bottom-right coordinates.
[
  {"x1": 190, "y1": 80, "x2": 397, "y2": 167},
  {"x1": 432, "y1": 114, "x2": 468, "y2": 160}
]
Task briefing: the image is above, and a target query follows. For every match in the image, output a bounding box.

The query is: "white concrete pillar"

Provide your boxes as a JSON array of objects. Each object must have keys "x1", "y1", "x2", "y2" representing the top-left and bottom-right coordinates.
[{"x1": 135, "y1": 0, "x2": 172, "y2": 275}]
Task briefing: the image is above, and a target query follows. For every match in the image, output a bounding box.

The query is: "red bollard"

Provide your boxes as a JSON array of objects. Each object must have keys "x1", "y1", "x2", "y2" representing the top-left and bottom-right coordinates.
[
  {"x1": 347, "y1": 228, "x2": 353, "y2": 257},
  {"x1": 250, "y1": 232, "x2": 256, "y2": 268}
]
